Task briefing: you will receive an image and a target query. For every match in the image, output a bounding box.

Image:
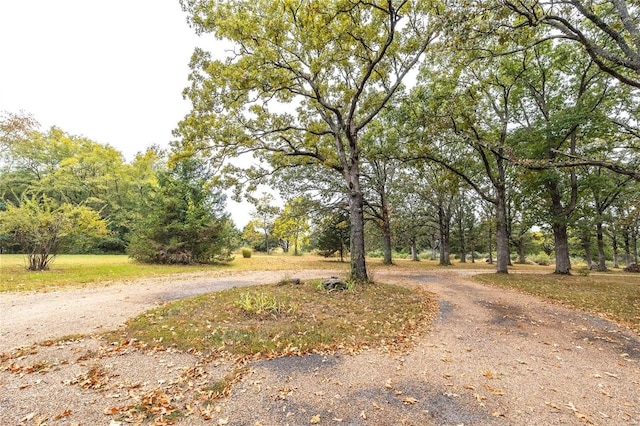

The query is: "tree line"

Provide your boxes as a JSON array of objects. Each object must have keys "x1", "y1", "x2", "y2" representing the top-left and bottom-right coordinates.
[
  {"x1": 175, "y1": 0, "x2": 639, "y2": 278},
  {"x1": 2, "y1": 1, "x2": 640, "y2": 277}
]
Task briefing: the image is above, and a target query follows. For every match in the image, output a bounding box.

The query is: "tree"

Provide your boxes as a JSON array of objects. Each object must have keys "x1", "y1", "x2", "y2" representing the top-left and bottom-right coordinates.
[
  {"x1": 0, "y1": 194, "x2": 107, "y2": 270},
  {"x1": 0, "y1": 125, "x2": 153, "y2": 253},
  {"x1": 0, "y1": 110, "x2": 38, "y2": 156},
  {"x1": 314, "y1": 209, "x2": 350, "y2": 262},
  {"x1": 248, "y1": 193, "x2": 281, "y2": 254},
  {"x1": 504, "y1": 0, "x2": 640, "y2": 89},
  {"x1": 177, "y1": 0, "x2": 440, "y2": 281},
  {"x1": 273, "y1": 197, "x2": 311, "y2": 255},
  {"x1": 510, "y1": 42, "x2": 613, "y2": 273},
  {"x1": 360, "y1": 114, "x2": 404, "y2": 265},
  {"x1": 127, "y1": 158, "x2": 236, "y2": 264}
]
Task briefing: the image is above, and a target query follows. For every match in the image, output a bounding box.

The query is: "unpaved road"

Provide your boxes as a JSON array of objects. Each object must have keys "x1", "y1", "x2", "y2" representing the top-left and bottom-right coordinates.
[
  {"x1": 0, "y1": 269, "x2": 336, "y2": 352},
  {"x1": 1, "y1": 268, "x2": 639, "y2": 425}
]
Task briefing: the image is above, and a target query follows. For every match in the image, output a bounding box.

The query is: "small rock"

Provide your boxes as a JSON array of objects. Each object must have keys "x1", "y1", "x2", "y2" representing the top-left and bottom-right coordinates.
[{"x1": 322, "y1": 277, "x2": 348, "y2": 291}]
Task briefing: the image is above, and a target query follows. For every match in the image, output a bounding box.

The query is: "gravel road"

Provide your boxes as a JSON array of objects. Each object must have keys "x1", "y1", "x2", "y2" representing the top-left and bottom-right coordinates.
[{"x1": 1, "y1": 267, "x2": 639, "y2": 425}]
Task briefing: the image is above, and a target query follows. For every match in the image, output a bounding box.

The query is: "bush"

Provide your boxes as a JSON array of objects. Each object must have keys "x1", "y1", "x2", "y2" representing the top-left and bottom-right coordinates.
[
  {"x1": 241, "y1": 247, "x2": 252, "y2": 258},
  {"x1": 367, "y1": 249, "x2": 384, "y2": 258},
  {"x1": 530, "y1": 252, "x2": 553, "y2": 266}
]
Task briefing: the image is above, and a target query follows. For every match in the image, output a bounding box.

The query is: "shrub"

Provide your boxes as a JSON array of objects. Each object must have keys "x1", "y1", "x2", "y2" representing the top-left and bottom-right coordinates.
[
  {"x1": 530, "y1": 252, "x2": 553, "y2": 266},
  {"x1": 241, "y1": 248, "x2": 252, "y2": 258}
]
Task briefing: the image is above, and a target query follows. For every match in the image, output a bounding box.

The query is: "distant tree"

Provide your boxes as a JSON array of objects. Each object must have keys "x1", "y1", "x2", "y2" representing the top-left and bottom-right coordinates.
[
  {"x1": 273, "y1": 197, "x2": 311, "y2": 256},
  {"x1": 0, "y1": 194, "x2": 107, "y2": 270},
  {"x1": 314, "y1": 209, "x2": 350, "y2": 262},
  {"x1": 247, "y1": 193, "x2": 281, "y2": 254},
  {"x1": 127, "y1": 158, "x2": 236, "y2": 264},
  {"x1": 241, "y1": 220, "x2": 265, "y2": 250}
]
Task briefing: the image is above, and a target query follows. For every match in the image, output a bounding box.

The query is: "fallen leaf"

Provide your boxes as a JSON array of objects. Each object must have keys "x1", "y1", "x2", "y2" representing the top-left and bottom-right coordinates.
[
  {"x1": 310, "y1": 414, "x2": 321, "y2": 424},
  {"x1": 53, "y1": 409, "x2": 72, "y2": 420},
  {"x1": 483, "y1": 383, "x2": 505, "y2": 395},
  {"x1": 33, "y1": 415, "x2": 49, "y2": 426},
  {"x1": 384, "y1": 379, "x2": 393, "y2": 389},
  {"x1": 574, "y1": 411, "x2": 594, "y2": 424},
  {"x1": 21, "y1": 412, "x2": 36, "y2": 422},
  {"x1": 218, "y1": 418, "x2": 229, "y2": 425},
  {"x1": 483, "y1": 370, "x2": 494, "y2": 379},
  {"x1": 104, "y1": 406, "x2": 120, "y2": 415},
  {"x1": 403, "y1": 397, "x2": 419, "y2": 405}
]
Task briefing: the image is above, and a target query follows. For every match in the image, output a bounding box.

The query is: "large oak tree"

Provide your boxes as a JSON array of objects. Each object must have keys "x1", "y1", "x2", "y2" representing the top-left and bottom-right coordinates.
[{"x1": 177, "y1": 0, "x2": 440, "y2": 281}]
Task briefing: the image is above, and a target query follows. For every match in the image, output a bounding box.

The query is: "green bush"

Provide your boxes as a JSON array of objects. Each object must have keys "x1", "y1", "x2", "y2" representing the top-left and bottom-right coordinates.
[
  {"x1": 241, "y1": 247, "x2": 252, "y2": 258},
  {"x1": 531, "y1": 252, "x2": 553, "y2": 266}
]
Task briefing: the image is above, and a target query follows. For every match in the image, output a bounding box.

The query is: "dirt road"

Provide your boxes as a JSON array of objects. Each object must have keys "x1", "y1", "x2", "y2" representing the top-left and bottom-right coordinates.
[{"x1": 1, "y1": 268, "x2": 639, "y2": 425}]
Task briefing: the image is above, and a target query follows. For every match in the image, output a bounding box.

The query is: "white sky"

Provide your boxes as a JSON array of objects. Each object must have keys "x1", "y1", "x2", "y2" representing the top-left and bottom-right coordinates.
[
  {"x1": 0, "y1": 1, "x2": 208, "y2": 160},
  {"x1": 0, "y1": 1, "x2": 254, "y2": 227}
]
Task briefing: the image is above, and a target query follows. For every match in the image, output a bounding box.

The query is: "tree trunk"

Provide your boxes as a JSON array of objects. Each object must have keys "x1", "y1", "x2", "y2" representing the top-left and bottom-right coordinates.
[
  {"x1": 346, "y1": 164, "x2": 368, "y2": 282},
  {"x1": 487, "y1": 225, "x2": 493, "y2": 264},
  {"x1": 595, "y1": 221, "x2": 607, "y2": 271},
  {"x1": 495, "y1": 189, "x2": 509, "y2": 274},
  {"x1": 381, "y1": 221, "x2": 393, "y2": 265},
  {"x1": 380, "y1": 185, "x2": 393, "y2": 265},
  {"x1": 553, "y1": 219, "x2": 572, "y2": 274},
  {"x1": 517, "y1": 241, "x2": 526, "y2": 264},
  {"x1": 410, "y1": 239, "x2": 419, "y2": 261},
  {"x1": 457, "y1": 212, "x2": 466, "y2": 263},
  {"x1": 548, "y1": 185, "x2": 572, "y2": 274},
  {"x1": 623, "y1": 227, "x2": 631, "y2": 265},
  {"x1": 612, "y1": 232, "x2": 619, "y2": 268},
  {"x1": 438, "y1": 206, "x2": 451, "y2": 266}
]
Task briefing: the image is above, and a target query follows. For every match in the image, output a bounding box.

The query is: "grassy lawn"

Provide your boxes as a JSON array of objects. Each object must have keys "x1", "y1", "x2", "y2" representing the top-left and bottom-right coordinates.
[
  {"x1": 473, "y1": 272, "x2": 640, "y2": 334},
  {"x1": 1, "y1": 252, "x2": 523, "y2": 293},
  {"x1": 0, "y1": 253, "x2": 349, "y2": 292},
  {"x1": 111, "y1": 279, "x2": 437, "y2": 359}
]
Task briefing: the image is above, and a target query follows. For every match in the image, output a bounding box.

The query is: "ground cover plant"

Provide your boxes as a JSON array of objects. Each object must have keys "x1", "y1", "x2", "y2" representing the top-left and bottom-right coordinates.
[
  {"x1": 473, "y1": 272, "x2": 640, "y2": 334},
  {"x1": 112, "y1": 279, "x2": 437, "y2": 358}
]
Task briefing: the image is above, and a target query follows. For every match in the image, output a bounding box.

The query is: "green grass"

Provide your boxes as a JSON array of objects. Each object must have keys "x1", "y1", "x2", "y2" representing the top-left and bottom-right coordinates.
[
  {"x1": 473, "y1": 272, "x2": 640, "y2": 334},
  {"x1": 0, "y1": 252, "x2": 556, "y2": 293},
  {"x1": 111, "y1": 279, "x2": 436, "y2": 357},
  {"x1": 0, "y1": 253, "x2": 349, "y2": 292}
]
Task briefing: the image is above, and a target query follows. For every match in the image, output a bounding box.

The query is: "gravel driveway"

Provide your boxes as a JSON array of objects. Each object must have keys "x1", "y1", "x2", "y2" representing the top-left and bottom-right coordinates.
[{"x1": 1, "y1": 268, "x2": 639, "y2": 425}]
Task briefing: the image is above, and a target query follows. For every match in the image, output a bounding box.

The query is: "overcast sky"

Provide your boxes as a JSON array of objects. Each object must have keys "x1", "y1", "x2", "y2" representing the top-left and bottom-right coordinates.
[
  {"x1": 0, "y1": 1, "x2": 255, "y2": 226},
  {"x1": 0, "y1": 1, "x2": 216, "y2": 161}
]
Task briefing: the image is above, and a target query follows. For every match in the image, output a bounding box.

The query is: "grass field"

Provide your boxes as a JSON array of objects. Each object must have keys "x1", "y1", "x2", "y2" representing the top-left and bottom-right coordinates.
[
  {"x1": 0, "y1": 252, "x2": 541, "y2": 292},
  {"x1": 0, "y1": 253, "x2": 351, "y2": 292},
  {"x1": 474, "y1": 272, "x2": 640, "y2": 334}
]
